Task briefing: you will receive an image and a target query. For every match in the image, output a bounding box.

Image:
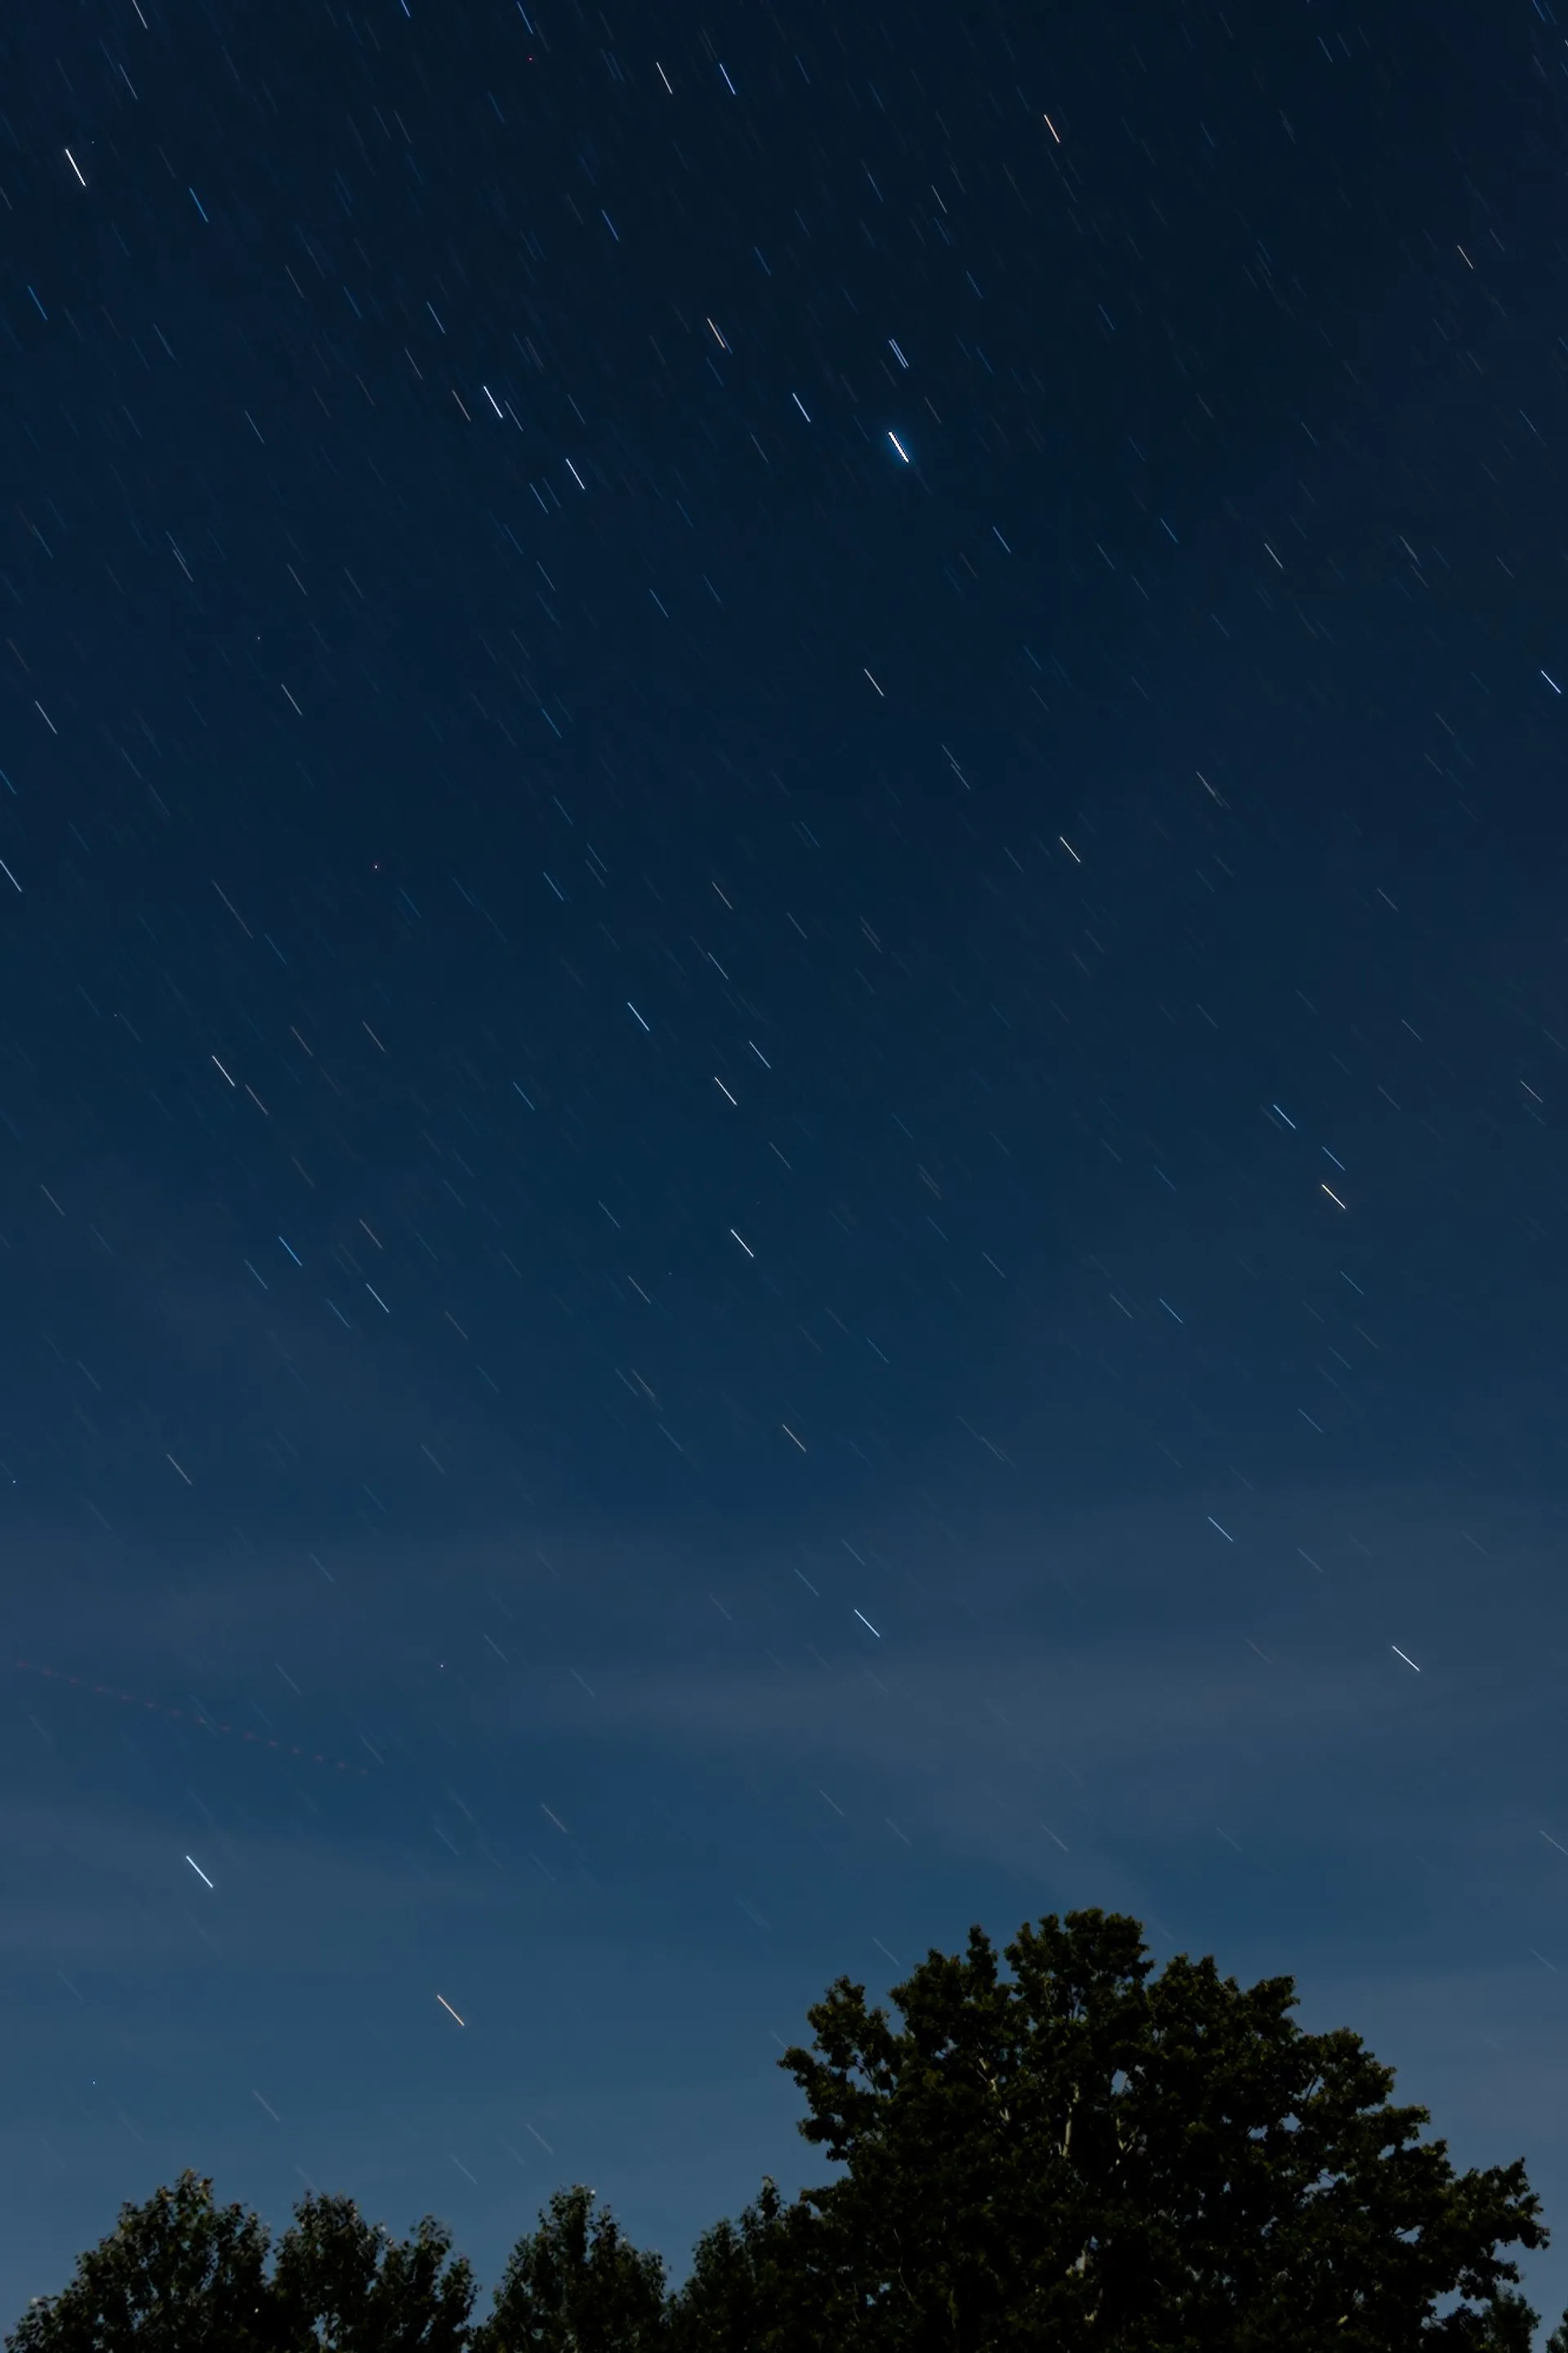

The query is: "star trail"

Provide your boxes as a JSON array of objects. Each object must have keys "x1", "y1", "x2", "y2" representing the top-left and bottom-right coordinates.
[{"x1": 2, "y1": 0, "x2": 1567, "y2": 2324}]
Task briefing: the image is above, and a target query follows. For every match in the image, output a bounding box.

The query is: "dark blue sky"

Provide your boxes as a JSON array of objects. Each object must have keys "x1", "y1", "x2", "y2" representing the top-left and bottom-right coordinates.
[{"x1": 4, "y1": 0, "x2": 1568, "y2": 2327}]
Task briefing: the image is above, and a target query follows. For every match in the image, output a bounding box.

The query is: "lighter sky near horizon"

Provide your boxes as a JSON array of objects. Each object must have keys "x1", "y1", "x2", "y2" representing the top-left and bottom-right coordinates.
[{"x1": 3, "y1": 0, "x2": 1568, "y2": 2329}]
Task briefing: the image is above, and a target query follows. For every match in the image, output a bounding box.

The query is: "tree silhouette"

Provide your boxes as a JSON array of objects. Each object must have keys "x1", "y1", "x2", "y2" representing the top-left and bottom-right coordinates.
[
  {"x1": 269, "y1": 2189, "x2": 475, "y2": 2349},
  {"x1": 666, "y1": 2175, "x2": 837, "y2": 2353},
  {"x1": 473, "y1": 2183, "x2": 666, "y2": 2352},
  {"x1": 6, "y1": 2174, "x2": 474, "y2": 2353},
  {"x1": 775, "y1": 1908, "x2": 1548, "y2": 2351},
  {"x1": 6, "y1": 2173, "x2": 273, "y2": 2353},
  {"x1": 6, "y1": 1909, "x2": 1553, "y2": 2351}
]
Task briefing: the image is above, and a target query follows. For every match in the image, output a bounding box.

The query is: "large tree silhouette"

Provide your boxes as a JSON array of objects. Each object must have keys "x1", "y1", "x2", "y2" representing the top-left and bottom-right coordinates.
[
  {"x1": 7, "y1": 1909, "x2": 1552, "y2": 2351},
  {"x1": 773, "y1": 1908, "x2": 1548, "y2": 2351}
]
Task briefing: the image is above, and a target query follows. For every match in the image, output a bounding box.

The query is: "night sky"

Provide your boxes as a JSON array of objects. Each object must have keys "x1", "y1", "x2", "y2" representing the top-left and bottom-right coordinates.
[{"x1": 4, "y1": 0, "x2": 1568, "y2": 2325}]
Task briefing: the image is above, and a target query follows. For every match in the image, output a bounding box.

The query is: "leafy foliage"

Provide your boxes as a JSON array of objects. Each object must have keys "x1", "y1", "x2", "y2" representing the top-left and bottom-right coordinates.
[
  {"x1": 5, "y1": 2174, "x2": 474, "y2": 2353},
  {"x1": 5, "y1": 2173, "x2": 274, "y2": 2353},
  {"x1": 269, "y1": 2190, "x2": 476, "y2": 2350},
  {"x1": 471, "y1": 2184, "x2": 666, "y2": 2353},
  {"x1": 776, "y1": 1907, "x2": 1549, "y2": 2351},
  {"x1": 666, "y1": 2176, "x2": 837, "y2": 2353},
  {"x1": 6, "y1": 1910, "x2": 1554, "y2": 2351},
  {"x1": 1473, "y1": 2292, "x2": 1544, "y2": 2352}
]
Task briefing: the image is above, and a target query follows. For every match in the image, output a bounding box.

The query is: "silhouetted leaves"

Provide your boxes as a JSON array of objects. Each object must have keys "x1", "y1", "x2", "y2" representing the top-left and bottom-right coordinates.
[
  {"x1": 775, "y1": 1907, "x2": 1549, "y2": 2351},
  {"x1": 7, "y1": 1910, "x2": 1554, "y2": 2351},
  {"x1": 472, "y1": 2184, "x2": 666, "y2": 2353},
  {"x1": 270, "y1": 2190, "x2": 476, "y2": 2350},
  {"x1": 666, "y1": 2176, "x2": 835, "y2": 2353},
  {"x1": 5, "y1": 2175, "x2": 474, "y2": 2353},
  {"x1": 6, "y1": 2173, "x2": 273, "y2": 2353}
]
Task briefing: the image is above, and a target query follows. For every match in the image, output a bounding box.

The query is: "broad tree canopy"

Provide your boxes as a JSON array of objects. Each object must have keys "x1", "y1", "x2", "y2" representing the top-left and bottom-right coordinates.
[
  {"x1": 6, "y1": 2173, "x2": 475, "y2": 2353},
  {"x1": 774, "y1": 1907, "x2": 1547, "y2": 2351},
  {"x1": 4, "y1": 1910, "x2": 1551, "y2": 2352}
]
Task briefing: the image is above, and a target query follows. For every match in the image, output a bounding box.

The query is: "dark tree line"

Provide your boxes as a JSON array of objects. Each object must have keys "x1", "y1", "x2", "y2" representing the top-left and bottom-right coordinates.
[{"x1": 8, "y1": 1908, "x2": 1561, "y2": 2351}]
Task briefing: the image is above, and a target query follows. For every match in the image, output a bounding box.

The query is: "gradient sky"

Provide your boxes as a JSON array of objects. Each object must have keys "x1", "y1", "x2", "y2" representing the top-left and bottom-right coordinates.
[{"x1": 4, "y1": 0, "x2": 1568, "y2": 2329}]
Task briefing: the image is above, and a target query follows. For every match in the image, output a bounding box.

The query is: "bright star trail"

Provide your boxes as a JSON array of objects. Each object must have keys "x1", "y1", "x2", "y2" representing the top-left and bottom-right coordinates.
[{"x1": 1, "y1": 0, "x2": 1566, "y2": 2328}]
